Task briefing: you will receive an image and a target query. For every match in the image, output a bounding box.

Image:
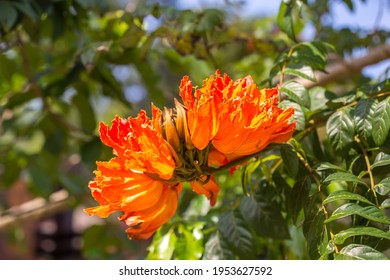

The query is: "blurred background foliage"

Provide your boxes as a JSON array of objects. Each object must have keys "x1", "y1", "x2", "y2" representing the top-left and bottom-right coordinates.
[{"x1": 0, "y1": 0, "x2": 389, "y2": 260}]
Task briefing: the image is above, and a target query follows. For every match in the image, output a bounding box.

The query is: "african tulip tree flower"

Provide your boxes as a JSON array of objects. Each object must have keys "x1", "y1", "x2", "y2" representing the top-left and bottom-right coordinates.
[
  {"x1": 85, "y1": 71, "x2": 295, "y2": 240},
  {"x1": 179, "y1": 70, "x2": 296, "y2": 164},
  {"x1": 84, "y1": 112, "x2": 182, "y2": 240},
  {"x1": 84, "y1": 106, "x2": 219, "y2": 239}
]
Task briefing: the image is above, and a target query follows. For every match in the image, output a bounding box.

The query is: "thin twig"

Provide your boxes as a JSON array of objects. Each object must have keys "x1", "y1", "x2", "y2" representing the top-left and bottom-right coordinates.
[
  {"x1": 296, "y1": 44, "x2": 390, "y2": 89},
  {"x1": 0, "y1": 190, "x2": 72, "y2": 232}
]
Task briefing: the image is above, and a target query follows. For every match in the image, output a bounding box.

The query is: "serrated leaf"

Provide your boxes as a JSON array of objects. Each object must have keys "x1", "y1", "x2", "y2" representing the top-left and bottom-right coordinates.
[
  {"x1": 218, "y1": 210, "x2": 256, "y2": 259},
  {"x1": 326, "y1": 108, "x2": 355, "y2": 152},
  {"x1": 280, "y1": 144, "x2": 299, "y2": 178},
  {"x1": 371, "y1": 152, "x2": 390, "y2": 169},
  {"x1": 240, "y1": 197, "x2": 290, "y2": 239},
  {"x1": 289, "y1": 176, "x2": 311, "y2": 224},
  {"x1": 323, "y1": 172, "x2": 368, "y2": 187},
  {"x1": 333, "y1": 227, "x2": 390, "y2": 245},
  {"x1": 285, "y1": 63, "x2": 316, "y2": 81},
  {"x1": 354, "y1": 98, "x2": 377, "y2": 143},
  {"x1": 372, "y1": 97, "x2": 390, "y2": 146},
  {"x1": 375, "y1": 177, "x2": 390, "y2": 196},
  {"x1": 280, "y1": 81, "x2": 310, "y2": 108},
  {"x1": 335, "y1": 244, "x2": 388, "y2": 260},
  {"x1": 325, "y1": 203, "x2": 390, "y2": 224},
  {"x1": 323, "y1": 190, "x2": 374, "y2": 206}
]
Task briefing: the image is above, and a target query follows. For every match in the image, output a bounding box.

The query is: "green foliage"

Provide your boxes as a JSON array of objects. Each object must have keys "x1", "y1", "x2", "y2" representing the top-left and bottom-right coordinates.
[{"x1": 1, "y1": 0, "x2": 390, "y2": 260}]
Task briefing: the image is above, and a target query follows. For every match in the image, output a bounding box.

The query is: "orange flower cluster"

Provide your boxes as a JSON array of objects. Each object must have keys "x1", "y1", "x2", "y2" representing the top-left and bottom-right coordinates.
[{"x1": 85, "y1": 71, "x2": 295, "y2": 240}]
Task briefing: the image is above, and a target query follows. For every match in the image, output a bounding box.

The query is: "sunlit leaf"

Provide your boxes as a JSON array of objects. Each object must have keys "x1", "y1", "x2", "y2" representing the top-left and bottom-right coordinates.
[
  {"x1": 354, "y1": 98, "x2": 377, "y2": 143},
  {"x1": 175, "y1": 223, "x2": 204, "y2": 260},
  {"x1": 323, "y1": 190, "x2": 374, "y2": 206},
  {"x1": 333, "y1": 227, "x2": 390, "y2": 245},
  {"x1": 280, "y1": 100, "x2": 306, "y2": 131},
  {"x1": 371, "y1": 152, "x2": 390, "y2": 169},
  {"x1": 372, "y1": 97, "x2": 390, "y2": 146},
  {"x1": 315, "y1": 162, "x2": 346, "y2": 172},
  {"x1": 147, "y1": 229, "x2": 176, "y2": 260},
  {"x1": 335, "y1": 244, "x2": 388, "y2": 260},
  {"x1": 326, "y1": 107, "x2": 355, "y2": 152},
  {"x1": 375, "y1": 177, "x2": 390, "y2": 196},
  {"x1": 325, "y1": 203, "x2": 390, "y2": 225},
  {"x1": 280, "y1": 81, "x2": 310, "y2": 108},
  {"x1": 323, "y1": 172, "x2": 368, "y2": 187},
  {"x1": 285, "y1": 63, "x2": 316, "y2": 82}
]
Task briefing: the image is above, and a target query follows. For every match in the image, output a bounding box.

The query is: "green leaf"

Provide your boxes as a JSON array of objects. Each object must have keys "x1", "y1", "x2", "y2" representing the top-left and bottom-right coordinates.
[
  {"x1": 375, "y1": 177, "x2": 390, "y2": 196},
  {"x1": 10, "y1": 0, "x2": 40, "y2": 20},
  {"x1": 371, "y1": 152, "x2": 390, "y2": 169},
  {"x1": 354, "y1": 98, "x2": 377, "y2": 143},
  {"x1": 323, "y1": 172, "x2": 368, "y2": 187},
  {"x1": 240, "y1": 197, "x2": 290, "y2": 239},
  {"x1": 372, "y1": 97, "x2": 390, "y2": 146},
  {"x1": 280, "y1": 100, "x2": 305, "y2": 131},
  {"x1": 323, "y1": 190, "x2": 374, "y2": 206},
  {"x1": 325, "y1": 203, "x2": 390, "y2": 225},
  {"x1": 175, "y1": 223, "x2": 204, "y2": 260},
  {"x1": 335, "y1": 244, "x2": 388, "y2": 260},
  {"x1": 203, "y1": 231, "x2": 237, "y2": 260},
  {"x1": 241, "y1": 159, "x2": 261, "y2": 196},
  {"x1": 218, "y1": 209, "x2": 256, "y2": 259},
  {"x1": 303, "y1": 209, "x2": 325, "y2": 259},
  {"x1": 315, "y1": 162, "x2": 347, "y2": 172},
  {"x1": 147, "y1": 229, "x2": 176, "y2": 260},
  {"x1": 280, "y1": 144, "x2": 299, "y2": 178},
  {"x1": 203, "y1": 232, "x2": 236, "y2": 260},
  {"x1": 333, "y1": 227, "x2": 390, "y2": 245},
  {"x1": 288, "y1": 176, "x2": 311, "y2": 224},
  {"x1": 380, "y1": 198, "x2": 390, "y2": 209},
  {"x1": 0, "y1": 3, "x2": 18, "y2": 30},
  {"x1": 196, "y1": 9, "x2": 224, "y2": 33},
  {"x1": 277, "y1": 0, "x2": 303, "y2": 42},
  {"x1": 326, "y1": 107, "x2": 355, "y2": 152},
  {"x1": 280, "y1": 81, "x2": 310, "y2": 108},
  {"x1": 285, "y1": 63, "x2": 316, "y2": 82},
  {"x1": 72, "y1": 93, "x2": 96, "y2": 134}
]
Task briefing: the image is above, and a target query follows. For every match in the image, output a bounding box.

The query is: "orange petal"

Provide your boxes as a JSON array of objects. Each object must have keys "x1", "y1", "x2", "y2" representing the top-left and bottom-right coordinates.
[
  {"x1": 120, "y1": 183, "x2": 182, "y2": 240},
  {"x1": 190, "y1": 175, "x2": 219, "y2": 206}
]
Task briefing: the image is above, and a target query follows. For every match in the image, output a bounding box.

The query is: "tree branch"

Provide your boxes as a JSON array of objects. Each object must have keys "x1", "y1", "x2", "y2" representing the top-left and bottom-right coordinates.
[
  {"x1": 0, "y1": 190, "x2": 72, "y2": 232},
  {"x1": 298, "y1": 44, "x2": 390, "y2": 89}
]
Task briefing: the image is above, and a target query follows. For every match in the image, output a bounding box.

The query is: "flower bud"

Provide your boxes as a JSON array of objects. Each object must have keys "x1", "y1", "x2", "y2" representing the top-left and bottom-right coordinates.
[
  {"x1": 164, "y1": 107, "x2": 181, "y2": 153},
  {"x1": 174, "y1": 98, "x2": 194, "y2": 150}
]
